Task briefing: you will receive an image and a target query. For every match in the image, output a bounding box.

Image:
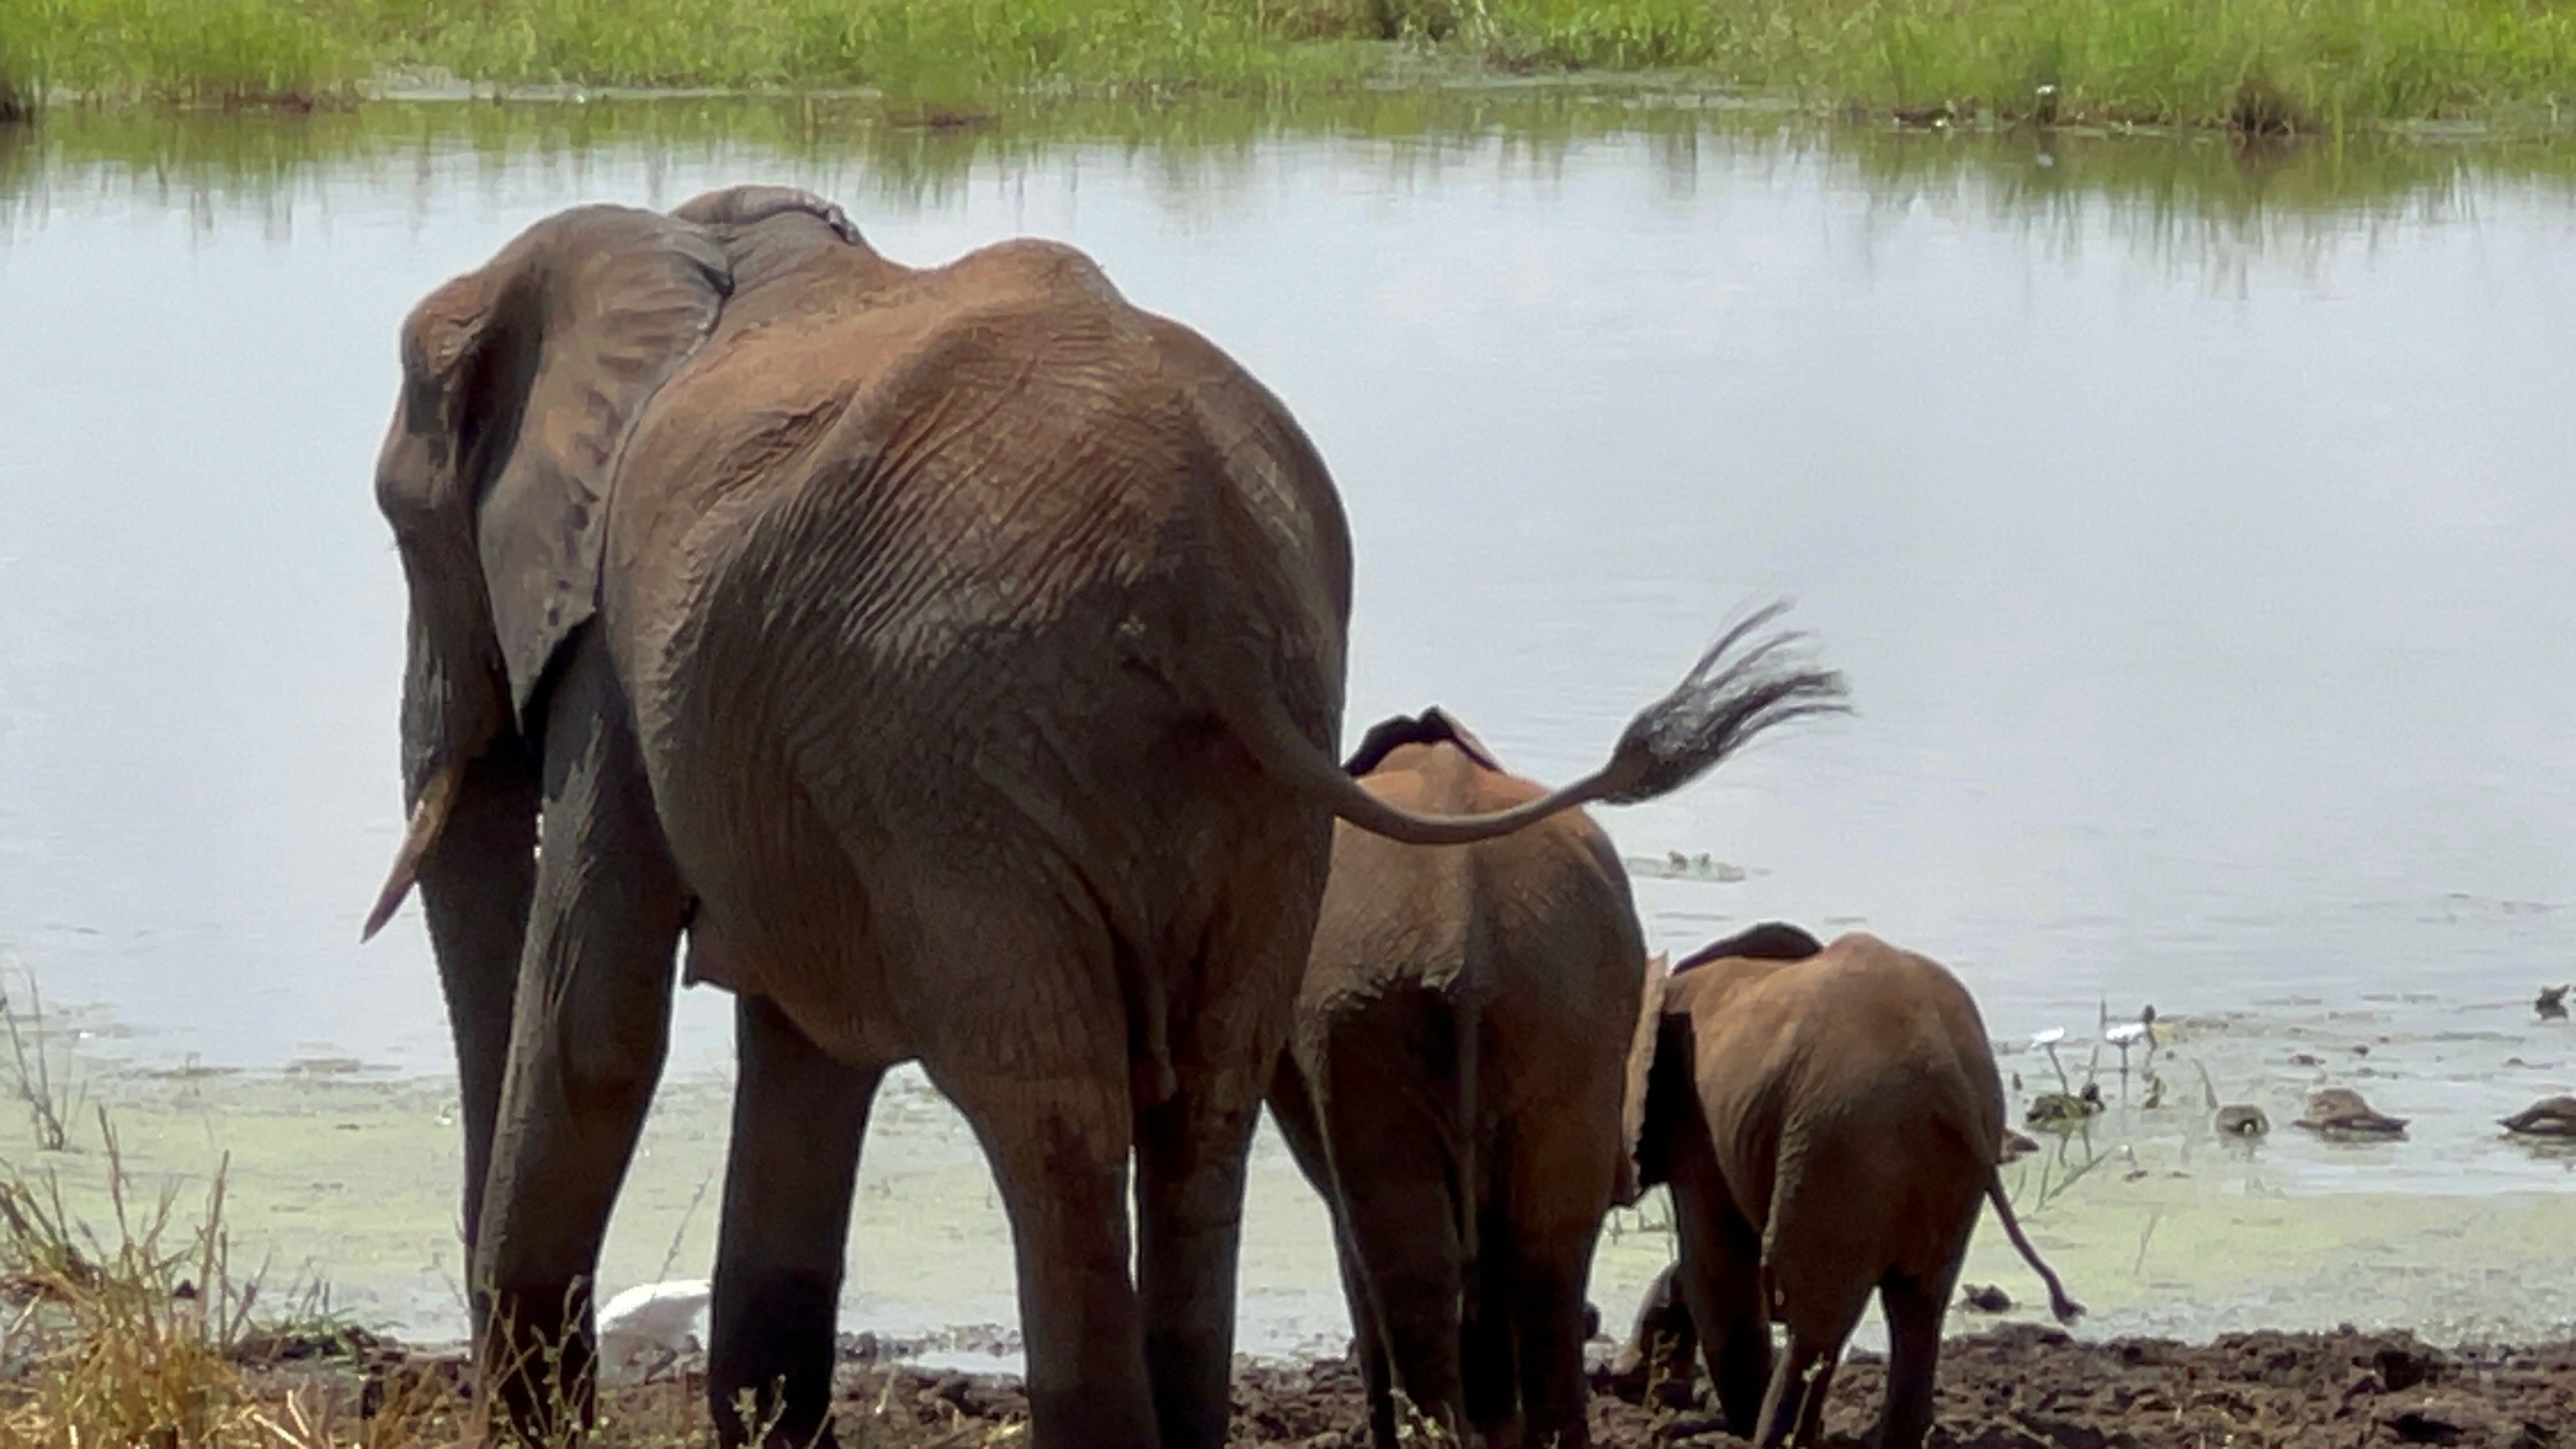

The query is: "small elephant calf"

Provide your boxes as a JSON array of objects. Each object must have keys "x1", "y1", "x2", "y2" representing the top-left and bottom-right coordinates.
[
  {"x1": 1624, "y1": 924, "x2": 2082, "y2": 1448},
  {"x1": 1269, "y1": 708, "x2": 1660, "y2": 1449}
]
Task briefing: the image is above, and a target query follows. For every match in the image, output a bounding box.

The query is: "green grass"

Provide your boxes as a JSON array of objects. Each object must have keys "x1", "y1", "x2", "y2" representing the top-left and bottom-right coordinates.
[{"x1": 0, "y1": 0, "x2": 2574, "y2": 131}]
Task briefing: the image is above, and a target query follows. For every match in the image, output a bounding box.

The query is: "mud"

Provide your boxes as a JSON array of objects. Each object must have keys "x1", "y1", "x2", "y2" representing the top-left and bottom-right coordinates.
[{"x1": 299, "y1": 1324, "x2": 2576, "y2": 1447}]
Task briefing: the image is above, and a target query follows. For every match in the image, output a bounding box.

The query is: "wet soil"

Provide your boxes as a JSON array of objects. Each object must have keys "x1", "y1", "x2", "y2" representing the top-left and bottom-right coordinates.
[{"x1": 293, "y1": 1323, "x2": 2576, "y2": 1446}]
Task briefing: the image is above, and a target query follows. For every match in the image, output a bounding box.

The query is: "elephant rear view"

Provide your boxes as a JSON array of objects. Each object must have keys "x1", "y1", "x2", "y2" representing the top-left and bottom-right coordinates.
[
  {"x1": 1631, "y1": 930, "x2": 2083, "y2": 1448},
  {"x1": 358, "y1": 183, "x2": 1849, "y2": 1449},
  {"x1": 1268, "y1": 708, "x2": 1677, "y2": 1449}
]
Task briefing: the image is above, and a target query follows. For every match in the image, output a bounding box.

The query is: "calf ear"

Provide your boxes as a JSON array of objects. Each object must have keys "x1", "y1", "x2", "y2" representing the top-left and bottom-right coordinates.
[{"x1": 1614, "y1": 951, "x2": 1674, "y2": 1206}]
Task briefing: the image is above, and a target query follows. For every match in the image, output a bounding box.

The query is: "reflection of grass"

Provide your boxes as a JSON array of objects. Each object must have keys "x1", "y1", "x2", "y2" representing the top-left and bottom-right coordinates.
[
  {"x1": 1, "y1": 0, "x2": 2575, "y2": 129},
  {"x1": 7, "y1": 91, "x2": 2575, "y2": 238}
]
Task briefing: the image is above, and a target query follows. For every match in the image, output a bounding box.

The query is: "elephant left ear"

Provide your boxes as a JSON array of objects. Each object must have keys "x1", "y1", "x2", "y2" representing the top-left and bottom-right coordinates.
[{"x1": 1614, "y1": 951, "x2": 1673, "y2": 1208}]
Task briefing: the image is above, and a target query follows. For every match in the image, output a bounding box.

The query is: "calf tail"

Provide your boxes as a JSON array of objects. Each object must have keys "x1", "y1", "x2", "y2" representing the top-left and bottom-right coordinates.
[{"x1": 1985, "y1": 1169, "x2": 2085, "y2": 1324}]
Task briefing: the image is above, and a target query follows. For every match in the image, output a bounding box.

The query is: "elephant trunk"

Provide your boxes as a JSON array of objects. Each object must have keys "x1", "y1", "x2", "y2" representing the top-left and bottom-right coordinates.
[{"x1": 371, "y1": 557, "x2": 541, "y2": 1294}]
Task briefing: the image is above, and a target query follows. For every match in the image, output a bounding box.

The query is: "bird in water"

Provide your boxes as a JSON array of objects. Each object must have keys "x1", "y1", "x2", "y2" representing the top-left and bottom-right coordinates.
[
  {"x1": 2294, "y1": 1087, "x2": 2408, "y2": 1139},
  {"x1": 2215, "y1": 1104, "x2": 2269, "y2": 1137},
  {"x1": 2026, "y1": 1081, "x2": 2104, "y2": 1127},
  {"x1": 2192, "y1": 1061, "x2": 2268, "y2": 1138},
  {"x1": 2499, "y1": 1096, "x2": 2576, "y2": 1138},
  {"x1": 2536, "y1": 984, "x2": 2569, "y2": 1021}
]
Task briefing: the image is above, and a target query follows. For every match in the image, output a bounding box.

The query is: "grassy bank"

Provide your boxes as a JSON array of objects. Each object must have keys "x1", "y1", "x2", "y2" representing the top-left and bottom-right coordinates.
[{"x1": 0, "y1": 0, "x2": 2573, "y2": 132}]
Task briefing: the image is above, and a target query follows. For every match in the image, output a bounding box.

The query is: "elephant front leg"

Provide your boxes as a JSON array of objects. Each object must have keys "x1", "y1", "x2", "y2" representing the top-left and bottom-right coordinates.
[
  {"x1": 709, "y1": 994, "x2": 881, "y2": 1449},
  {"x1": 472, "y1": 640, "x2": 688, "y2": 1442}
]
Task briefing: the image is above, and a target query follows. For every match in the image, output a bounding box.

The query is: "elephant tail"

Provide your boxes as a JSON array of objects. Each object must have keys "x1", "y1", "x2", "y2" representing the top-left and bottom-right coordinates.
[
  {"x1": 1985, "y1": 1169, "x2": 2086, "y2": 1325},
  {"x1": 1229, "y1": 600, "x2": 1849, "y2": 847}
]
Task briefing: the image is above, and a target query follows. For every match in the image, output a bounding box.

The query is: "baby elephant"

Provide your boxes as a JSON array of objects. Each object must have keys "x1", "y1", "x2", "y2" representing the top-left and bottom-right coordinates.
[
  {"x1": 1269, "y1": 708, "x2": 1658, "y2": 1449},
  {"x1": 1628, "y1": 924, "x2": 2082, "y2": 1448}
]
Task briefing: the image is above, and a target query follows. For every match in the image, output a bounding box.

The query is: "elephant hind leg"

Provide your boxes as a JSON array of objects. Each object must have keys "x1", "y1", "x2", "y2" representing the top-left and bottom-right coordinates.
[
  {"x1": 1137, "y1": 858, "x2": 1327, "y2": 1449},
  {"x1": 1491, "y1": 1123, "x2": 1612, "y2": 1449},
  {"x1": 1875, "y1": 1211, "x2": 1974, "y2": 1449},
  {"x1": 912, "y1": 900, "x2": 1156, "y2": 1449},
  {"x1": 1753, "y1": 1274, "x2": 1868, "y2": 1449},
  {"x1": 946, "y1": 1062, "x2": 1155, "y2": 1449},
  {"x1": 1668, "y1": 1139, "x2": 1767, "y2": 1434},
  {"x1": 1876, "y1": 1272, "x2": 1953, "y2": 1449},
  {"x1": 1135, "y1": 1067, "x2": 1266, "y2": 1449},
  {"x1": 1500, "y1": 1229, "x2": 1598, "y2": 1449},
  {"x1": 1459, "y1": 1224, "x2": 1517, "y2": 1445},
  {"x1": 709, "y1": 994, "x2": 885, "y2": 1449},
  {"x1": 1314, "y1": 1006, "x2": 1472, "y2": 1445},
  {"x1": 1754, "y1": 1325, "x2": 1849, "y2": 1449}
]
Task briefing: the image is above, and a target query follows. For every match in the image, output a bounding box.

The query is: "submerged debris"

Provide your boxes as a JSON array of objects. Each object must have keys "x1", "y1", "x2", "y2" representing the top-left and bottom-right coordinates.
[
  {"x1": 2294, "y1": 1087, "x2": 2408, "y2": 1139},
  {"x1": 1961, "y1": 1284, "x2": 2014, "y2": 1313},
  {"x1": 2536, "y1": 984, "x2": 2569, "y2": 1021},
  {"x1": 1998, "y1": 1128, "x2": 2042, "y2": 1163}
]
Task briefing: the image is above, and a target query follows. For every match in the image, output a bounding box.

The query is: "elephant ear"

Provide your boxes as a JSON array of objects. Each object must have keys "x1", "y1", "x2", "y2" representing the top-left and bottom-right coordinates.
[
  {"x1": 471, "y1": 208, "x2": 730, "y2": 720},
  {"x1": 1614, "y1": 951, "x2": 1674, "y2": 1207},
  {"x1": 383, "y1": 204, "x2": 731, "y2": 733},
  {"x1": 1340, "y1": 705, "x2": 1505, "y2": 777}
]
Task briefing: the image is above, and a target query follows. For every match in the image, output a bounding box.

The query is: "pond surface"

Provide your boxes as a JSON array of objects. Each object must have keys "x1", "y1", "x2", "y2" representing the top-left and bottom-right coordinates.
[{"x1": 3, "y1": 97, "x2": 2575, "y2": 1363}]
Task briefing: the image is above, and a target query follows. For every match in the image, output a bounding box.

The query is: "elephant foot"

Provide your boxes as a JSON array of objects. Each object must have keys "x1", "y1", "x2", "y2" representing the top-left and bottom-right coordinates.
[{"x1": 473, "y1": 1285, "x2": 599, "y2": 1447}]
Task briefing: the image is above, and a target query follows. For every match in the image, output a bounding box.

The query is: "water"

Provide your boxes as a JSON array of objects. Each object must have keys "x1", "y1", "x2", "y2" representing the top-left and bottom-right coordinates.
[{"x1": 4, "y1": 98, "x2": 2576, "y2": 1360}]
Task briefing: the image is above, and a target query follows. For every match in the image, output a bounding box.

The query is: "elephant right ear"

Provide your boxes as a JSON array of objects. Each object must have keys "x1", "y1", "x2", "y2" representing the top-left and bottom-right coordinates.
[{"x1": 1614, "y1": 951, "x2": 1674, "y2": 1207}]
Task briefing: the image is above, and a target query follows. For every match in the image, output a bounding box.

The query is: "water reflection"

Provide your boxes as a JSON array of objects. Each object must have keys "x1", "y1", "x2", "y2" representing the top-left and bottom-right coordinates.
[{"x1": 7, "y1": 95, "x2": 2573, "y2": 277}]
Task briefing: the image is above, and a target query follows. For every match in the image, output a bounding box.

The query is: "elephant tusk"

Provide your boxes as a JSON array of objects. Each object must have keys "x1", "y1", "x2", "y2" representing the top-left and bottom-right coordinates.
[{"x1": 359, "y1": 764, "x2": 462, "y2": 943}]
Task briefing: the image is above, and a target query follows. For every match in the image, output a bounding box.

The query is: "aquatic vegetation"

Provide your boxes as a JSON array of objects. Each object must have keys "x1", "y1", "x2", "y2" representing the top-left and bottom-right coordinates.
[
  {"x1": 1, "y1": 971, "x2": 83, "y2": 1154},
  {"x1": 0, "y1": 0, "x2": 2571, "y2": 129}
]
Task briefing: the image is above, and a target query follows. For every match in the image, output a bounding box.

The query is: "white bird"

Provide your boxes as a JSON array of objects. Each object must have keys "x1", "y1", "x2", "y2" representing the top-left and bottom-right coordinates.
[
  {"x1": 2104, "y1": 1022, "x2": 2149, "y2": 1046},
  {"x1": 596, "y1": 1278, "x2": 713, "y2": 1385}
]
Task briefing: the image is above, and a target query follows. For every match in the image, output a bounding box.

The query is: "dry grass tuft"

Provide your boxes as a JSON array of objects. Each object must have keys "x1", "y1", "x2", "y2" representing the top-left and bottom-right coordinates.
[{"x1": 0, "y1": 1117, "x2": 1039, "y2": 1447}]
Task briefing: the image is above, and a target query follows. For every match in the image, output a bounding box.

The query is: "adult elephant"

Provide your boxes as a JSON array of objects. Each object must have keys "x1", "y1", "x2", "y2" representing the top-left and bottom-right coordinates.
[
  {"x1": 357, "y1": 182, "x2": 1847, "y2": 1449},
  {"x1": 1268, "y1": 708, "x2": 1705, "y2": 1449},
  {"x1": 1627, "y1": 928, "x2": 2082, "y2": 1447}
]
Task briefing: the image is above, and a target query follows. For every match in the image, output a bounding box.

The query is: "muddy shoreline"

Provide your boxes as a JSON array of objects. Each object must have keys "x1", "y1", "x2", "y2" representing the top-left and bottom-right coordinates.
[{"x1": 282, "y1": 1322, "x2": 2572, "y2": 1446}]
